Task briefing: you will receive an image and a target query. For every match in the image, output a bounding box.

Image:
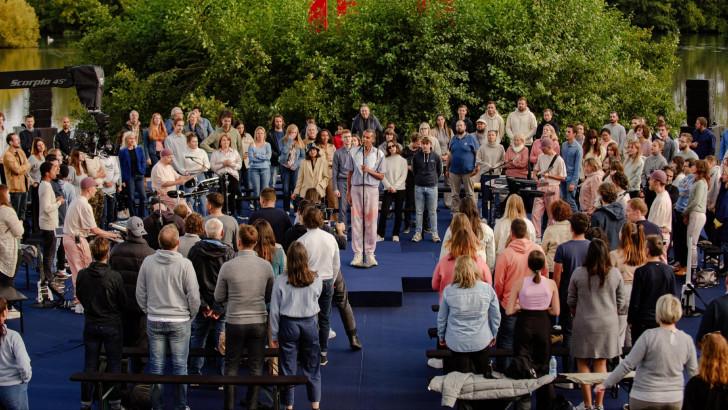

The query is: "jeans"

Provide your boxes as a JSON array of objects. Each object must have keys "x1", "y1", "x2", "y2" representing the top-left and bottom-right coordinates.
[
  {"x1": 224, "y1": 322, "x2": 267, "y2": 410},
  {"x1": 248, "y1": 167, "x2": 270, "y2": 199},
  {"x1": 126, "y1": 175, "x2": 147, "y2": 217},
  {"x1": 188, "y1": 311, "x2": 225, "y2": 375},
  {"x1": 495, "y1": 307, "x2": 516, "y2": 372},
  {"x1": 415, "y1": 186, "x2": 438, "y2": 235},
  {"x1": 377, "y1": 189, "x2": 405, "y2": 237},
  {"x1": 336, "y1": 178, "x2": 349, "y2": 224},
  {"x1": 147, "y1": 319, "x2": 191, "y2": 410},
  {"x1": 9, "y1": 192, "x2": 27, "y2": 220},
  {"x1": 82, "y1": 323, "x2": 123, "y2": 405},
  {"x1": 560, "y1": 181, "x2": 578, "y2": 212},
  {"x1": 0, "y1": 383, "x2": 29, "y2": 410},
  {"x1": 269, "y1": 164, "x2": 278, "y2": 188},
  {"x1": 279, "y1": 316, "x2": 321, "y2": 406},
  {"x1": 103, "y1": 193, "x2": 116, "y2": 229},
  {"x1": 280, "y1": 166, "x2": 298, "y2": 212},
  {"x1": 318, "y1": 278, "x2": 334, "y2": 353}
]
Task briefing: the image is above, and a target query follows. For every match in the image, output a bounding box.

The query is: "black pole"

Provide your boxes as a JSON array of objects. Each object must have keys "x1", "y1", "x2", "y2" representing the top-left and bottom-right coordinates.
[{"x1": 361, "y1": 146, "x2": 366, "y2": 264}]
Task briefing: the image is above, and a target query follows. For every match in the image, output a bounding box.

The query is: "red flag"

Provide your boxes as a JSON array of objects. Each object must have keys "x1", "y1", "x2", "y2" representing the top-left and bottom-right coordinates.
[
  {"x1": 336, "y1": 0, "x2": 356, "y2": 16},
  {"x1": 308, "y1": 0, "x2": 328, "y2": 30}
]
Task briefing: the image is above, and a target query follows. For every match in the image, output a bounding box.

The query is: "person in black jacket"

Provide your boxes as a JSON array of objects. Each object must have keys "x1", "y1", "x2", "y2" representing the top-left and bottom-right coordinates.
[
  {"x1": 267, "y1": 115, "x2": 284, "y2": 188},
  {"x1": 108, "y1": 216, "x2": 154, "y2": 372},
  {"x1": 187, "y1": 218, "x2": 235, "y2": 375},
  {"x1": 696, "y1": 276, "x2": 728, "y2": 342},
  {"x1": 54, "y1": 116, "x2": 74, "y2": 159},
  {"x1": 411, "y1": 137, "x2": 442, "y2": 242},
  {"x1": 282, "y1": 200, "x2": 362, "y2": 350},
  {"x1": 628, "y1": 235, "x2": 678, "y2": 344},
  {"x1": 143, "y1": 198, "x2": 185, "y2": 249},
  {"x1": 18, "y1": 115, "x2": 41, "y2": 158},
  {"x1": 76, "y1": 237, "x2": 127, "y2": 410}
]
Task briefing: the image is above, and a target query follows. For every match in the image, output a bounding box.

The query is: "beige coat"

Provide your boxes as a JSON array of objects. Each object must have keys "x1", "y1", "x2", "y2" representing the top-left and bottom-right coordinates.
[
  {"x1": 2, "y1": 148, "x2": 29, "y2": 193},
  {"x1": 294, "y1": 158, "x2": 329, "y2": 198},
  {"x1": 0, "y1": 205, "x2": 24, "y2": 277}
]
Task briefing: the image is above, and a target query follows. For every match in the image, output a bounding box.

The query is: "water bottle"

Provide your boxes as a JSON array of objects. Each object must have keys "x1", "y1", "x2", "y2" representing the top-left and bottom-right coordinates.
[{"x1": 549, "y1": 356, "x2": 558, "y2": 377}]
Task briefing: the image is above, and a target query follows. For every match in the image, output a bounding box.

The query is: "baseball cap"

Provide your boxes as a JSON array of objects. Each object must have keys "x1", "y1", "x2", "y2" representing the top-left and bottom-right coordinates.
[
  {"x1": 126, "y1": 216, "x2": 147, "y2": 237},
  {"x1": 161, "y1": 148, "x2": 173, "y2": 157},
  {"x1": 650, "y1": 169, "x2": 667, "y2": 184},
  {"x1": 540, "y1": 138, "x2": 553, "y2": 150},
  {"x1": 80, "y1": 177, "x2": 96, "y2": 190}
]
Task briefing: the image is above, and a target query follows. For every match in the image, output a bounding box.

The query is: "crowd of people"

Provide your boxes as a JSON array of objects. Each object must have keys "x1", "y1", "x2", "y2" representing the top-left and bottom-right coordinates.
[{"x1": 0, "y1": 99, "x2": 726, "y2": 410}]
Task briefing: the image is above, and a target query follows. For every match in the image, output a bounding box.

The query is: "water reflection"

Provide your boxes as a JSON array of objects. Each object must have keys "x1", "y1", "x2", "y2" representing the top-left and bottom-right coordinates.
[
  {"x1": 673, "y1": 34, "x2": 728, "y2": 127},
  {"x1": 0, "y1": 46, "x2": 81, "y2": 129}
]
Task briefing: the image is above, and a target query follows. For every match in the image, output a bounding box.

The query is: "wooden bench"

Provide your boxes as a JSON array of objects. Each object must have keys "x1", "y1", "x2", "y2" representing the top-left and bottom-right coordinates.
[{"x1": 69, "y1": 371, "x2": 307, "y2": 409}]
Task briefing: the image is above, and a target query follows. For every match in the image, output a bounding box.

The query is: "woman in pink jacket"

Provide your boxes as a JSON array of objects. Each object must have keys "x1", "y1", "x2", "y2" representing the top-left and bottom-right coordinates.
[
  {"x1": 432, "y1": 228, "x2": 491, "y2": 299},
  {"x1": 580, "y1": 158, "x2": 605, "y2": 215}
]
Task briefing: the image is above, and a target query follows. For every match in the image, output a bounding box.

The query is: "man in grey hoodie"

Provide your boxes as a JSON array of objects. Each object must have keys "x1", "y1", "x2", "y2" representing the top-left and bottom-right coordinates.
[
  {"x1": 136, "y1": 224, "x2": 200, "y2": 410},
  {"x1": 590, "y1": 182, "x2": 626, "y2": 250}
]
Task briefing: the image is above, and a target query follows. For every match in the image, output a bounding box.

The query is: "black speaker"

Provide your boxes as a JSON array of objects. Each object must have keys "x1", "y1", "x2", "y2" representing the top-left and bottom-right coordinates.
[
  {"x1": 29, "y1": 87, "x2": 52, "y2": 128},
  {"x1": 69, "y1": 65, "x2": 104, "y2": 111},
  {"x1": 686, "y1": 79, "x2": 711, "y2": 127}
]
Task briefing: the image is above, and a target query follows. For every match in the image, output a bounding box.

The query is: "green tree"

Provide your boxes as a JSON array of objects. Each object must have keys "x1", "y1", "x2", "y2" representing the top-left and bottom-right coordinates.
[
  {"x1": 76, "y1": 0, "x2": 681, "y2": 134},
  {"x1": 29, "y1": 0, "x2": 114, "y2": 36},
  {"x1": 0, "y1": 0, "x2": 40, "y2": 48}
]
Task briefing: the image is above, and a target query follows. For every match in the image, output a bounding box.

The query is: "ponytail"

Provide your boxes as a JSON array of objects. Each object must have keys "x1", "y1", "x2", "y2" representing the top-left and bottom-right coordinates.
[{"x1": 527, "y1": 250, "x2": 546, "y2": 284}]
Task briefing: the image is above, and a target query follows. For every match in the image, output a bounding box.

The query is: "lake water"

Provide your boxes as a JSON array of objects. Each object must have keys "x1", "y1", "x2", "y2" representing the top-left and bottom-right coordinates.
[{"x1": 0, "y1": 35, "x2": 727, "y2": 129}]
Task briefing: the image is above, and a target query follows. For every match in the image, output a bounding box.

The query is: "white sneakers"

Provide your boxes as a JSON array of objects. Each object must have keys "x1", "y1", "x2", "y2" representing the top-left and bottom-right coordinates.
[
  {"x1": 412, "y1": 232, "x2": 422, "y2": 242},
  {"x1": 432, "y1": 235, "x2": 441, "y2": 243},
  {"x1": 350, "y1": 253, "x2": 378, "y2": 267},
  {"x1": 392, "y1": 235, "x2": 399, "y2": 242},
  {"x1": 328, "y1": 329, "x2": 337, "y2": 339},
  {"x1": 366, "y1": 254, "x2": 378, "y2": 267},
  {"x1": 6, "y1": 307, "x2": 21, "y2": 320},
  {"x1": 351, "y1": 253, "x2": 364, "y2": 267}
]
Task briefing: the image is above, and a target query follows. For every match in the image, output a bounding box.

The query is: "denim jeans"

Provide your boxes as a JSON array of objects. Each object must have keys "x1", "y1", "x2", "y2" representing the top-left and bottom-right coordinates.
[
  {"x1": 415, "y1": 185, "x2": 438, "y2": 235},
  {"x1": 0, "y1": 383, "x2": 29, "y2": 410},
  {"x1": 9, "y1": 192, "x2": 27, "y2": 220},
  {"x1": 82, "y1": 323, "x2": 123, "y2": 405},
  {"x1": 279, "y1": 316, "x2": 321, "y2": 406},
  {"x1": 560, "y1": 181, "x2": 578, "y2": 212},
  {"x1": 318, "y1": 278, "x2": 334, "y2": 352},
  {"x1": 188, "y1": 311, "x2": 225, "y2": 375},
  {"x1": 147, "y1": 319, "x2": 191, "y2": 410},
  {"x1": 495, "y1": 308, "x2": 517, "y2": 372},
  {"x1": 224, "y1": 322, "x2": 267, "y2": 410},
  {"x1": 184, "y1": 174, "x2": 208, "y2": 217},
  {"x1": 248, "y1": 167, "x2": 270, "y2": 198},
  {"x1": 280, "y1": 166, "x2": 299, "y2": 212},
  {"x1": 269, "y1": 165, "x2": 279, "y2": 188},
  {"x1": 126, "y1": 175, "x2": 147, "y2": 217},
  {"x1": 336, "y1": 178, "x2": 349, "y2": 224}
]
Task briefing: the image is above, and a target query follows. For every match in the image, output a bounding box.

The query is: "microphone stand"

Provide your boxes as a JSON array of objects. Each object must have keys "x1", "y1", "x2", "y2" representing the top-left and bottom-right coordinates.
[{"x1": 360, "y1": 146, "x2": 366, "y2": 267}]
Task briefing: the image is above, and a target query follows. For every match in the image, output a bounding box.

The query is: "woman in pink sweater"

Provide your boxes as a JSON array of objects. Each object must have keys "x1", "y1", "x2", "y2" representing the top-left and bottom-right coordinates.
[
  {"x1": 432, "y1": 228, "x2": 491, "y2": 298},
  {"x1": 580, "y1": 158, "x2": 605, "y2": 215}
]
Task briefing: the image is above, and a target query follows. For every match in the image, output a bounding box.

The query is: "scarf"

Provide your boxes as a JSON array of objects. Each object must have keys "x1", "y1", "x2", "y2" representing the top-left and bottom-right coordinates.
[{"x1": 511, "y1": 144, "x2": 525, "y2": 153}]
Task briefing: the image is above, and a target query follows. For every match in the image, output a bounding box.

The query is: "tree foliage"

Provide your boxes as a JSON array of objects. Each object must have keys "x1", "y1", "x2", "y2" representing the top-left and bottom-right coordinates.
[
  {"x1": 28, "y1": 0, "x2": 115, "y2": 36},
  {"x1": 0, "y1": 0, "x2": 40, "y2": 48},
  {"x1": 608, "y1": 0, "x2": 728, "y2": 33},
  {"x1": 76, "y1": 0, "x2": 681, "y2": 135}
]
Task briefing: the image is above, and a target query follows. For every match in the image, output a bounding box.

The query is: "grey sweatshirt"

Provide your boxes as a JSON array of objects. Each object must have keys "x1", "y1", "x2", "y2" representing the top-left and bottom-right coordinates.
[
  {"x1": 269, "y1": 275, "x2": 322, "y2": 341},
  {"x1": 684, "y1": 179, "x2": 707, "y2": 214},
  {"x1": 642, "y1": 154, "x2": 667, "y2": 187},
  {"x1": 0, "y1": 326, "x2": 31, "y2": 386},
  {"x1": 604, "y1": 327, "x2": 697, "y2": 403},
  {"x1": 476, "y1": 143, "x2": 505, "y2": 176},
  {"x1": 214, "y1": 250, "x2": 274, "y2": 325},
  {"x1": 136, "y1": 250, "x2": 200, "y2": 321}
]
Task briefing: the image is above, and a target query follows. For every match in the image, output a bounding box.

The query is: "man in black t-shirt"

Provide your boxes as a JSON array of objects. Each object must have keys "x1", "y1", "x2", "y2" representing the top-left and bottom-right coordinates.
[
  {"x1": 626, "y1": 198, "x2": 662, "y2": 238},
  {"x1": 248, "y1": 187, "x2": 292, "y2": 244}
]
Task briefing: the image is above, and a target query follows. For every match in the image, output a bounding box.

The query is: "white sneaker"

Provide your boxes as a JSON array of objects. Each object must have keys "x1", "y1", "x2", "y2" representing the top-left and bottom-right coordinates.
[
  {"x1": 412, "y1": 232, "x2": 422, "y2": 242},
  {"x1": 427, "y1": 358, "x2": 443, "y2": 369},
  {"x1": 74, "y1": 303, "x2": 85, "y2": 315},
  {"x1": 377, "y1": 235, "x2": 385, "y2": 242},
  {"x1": 432, "y1": 235, "x2": 441, "y2": 243},
  {"x1": 6, "y1": 307, "x2": 20, "y2": 320},
  {"x1": 328, "y1": 329, "x2": 337, "y2": 339},
  {"x1": 392, "y1": 235, "x2": 399, "y2": 242},
  {"x1": 350, "y1": 253, "x2": 364, "y2": 267},
  {"x1": 366, "y1": 254, "x2": 378, "y2": 267}
]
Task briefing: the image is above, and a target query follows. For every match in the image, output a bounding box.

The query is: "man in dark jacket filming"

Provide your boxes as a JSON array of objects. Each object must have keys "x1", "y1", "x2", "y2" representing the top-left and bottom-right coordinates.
[
  {"x1": 187, "y1": 218, "x2": 235, "y2": 375},
  {"x1": 76, "y1": 237, "x2": 127, "y2": 410}
]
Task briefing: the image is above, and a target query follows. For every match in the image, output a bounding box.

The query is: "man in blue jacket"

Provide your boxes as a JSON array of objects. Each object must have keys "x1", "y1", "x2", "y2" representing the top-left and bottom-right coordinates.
[
  {"x1": 447, "y1": 120, "x2": 479, "y2": 213},
  {"x1": 561, "y1": 124, "x2": 582, "y2": 212}
]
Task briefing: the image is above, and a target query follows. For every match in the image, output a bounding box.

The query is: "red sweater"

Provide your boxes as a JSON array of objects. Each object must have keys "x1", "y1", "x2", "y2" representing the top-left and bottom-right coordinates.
[
  {"x1": 494, "y1": 238, "x2": 548, "y2": 308},
  {"x1": 432, "y1": 254, "x2": 492, "y2": 299}
]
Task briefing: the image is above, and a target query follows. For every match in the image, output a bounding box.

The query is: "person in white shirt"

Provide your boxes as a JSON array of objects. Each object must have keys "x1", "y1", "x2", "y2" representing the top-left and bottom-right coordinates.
[
  {"x1": 531, "y1": 137, "x2": 566, "y2": 239},
  {"x1": 38, "y1": 161, "x2": 63, "y2": 290},
  {"x1": 296, "y1": 207, "x2": 341, "y2": 366},
  {"x1": 164, "y1": 118, "x2": 188, "y2": 174},
  {"x1": 100, "y1": 152, "x2": 121, "y2": 229},
  {"x1": 210, "y1": 134, "x2": 242, "y2": 216},
  {"x1": 183, "y1": 133, "x2": 210, "y2": 215},
  {"x1": 377, "y1": 142, "x2": 407, "y2": 242},
  {"x1": 479, "y1": 101, "x2": 505, "y2": 144},
  {"x1": 151, "y1": 149, "x2": 193, "y2": 212},
  {"x1": 648, "y1": 170, "x2": 673, "y2": 255},
  {"x1": 505, "y1": 97, "x2": 538, "y2": 145}
]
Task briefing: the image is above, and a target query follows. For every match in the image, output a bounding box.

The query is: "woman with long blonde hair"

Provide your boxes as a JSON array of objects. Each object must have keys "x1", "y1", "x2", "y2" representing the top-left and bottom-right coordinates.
[
  {"x1": 432, "y1": 227, "x2": 491, "y2": 298},
  {"x1": 624, "y1": 139, "x2": 645, "y2": 198},
  {"x1": 144, "y1": 112, "x2": 167, "y2": 167},
  {"x1": 279, "y1": 124, "x2": 305, "y2": 212},
  {"x1": 610, "y1": 222, "x2": 646, "y2": 348},
  {"x1": 493, "y1": 194, "x2": 536, "y2": 252}
]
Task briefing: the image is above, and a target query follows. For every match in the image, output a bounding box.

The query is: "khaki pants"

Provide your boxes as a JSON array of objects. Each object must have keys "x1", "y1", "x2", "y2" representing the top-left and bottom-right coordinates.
[{"x1": 448, "y1": 172, "x2": 475, "y2": 212}]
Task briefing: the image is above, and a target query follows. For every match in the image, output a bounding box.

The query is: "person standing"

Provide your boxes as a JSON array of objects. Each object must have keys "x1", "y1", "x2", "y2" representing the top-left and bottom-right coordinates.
[
  {"x1": 249, "y1": 187, "x2": 293, "y2": 244},
  {"x1": 642, "y1": 139, "x2": 667, "y2": 191},
  {"x1": 188, "y1": 218, "x2": 235, "y2": 377},
  {"x1": 150, "y1": 148, "x2": 193, "y2": 211},
  {"x1": 351, "y1": 104, "x2": 384, "y2": 142},
  {"x1": 677, "y1": 134, "x2": 699, "y2": 161},
  {"x1": 684, "y1": 160, "x2": 709, "y2": 273},
  {"x1": 332, "y1": 130, "x2": 354, "y2": 223},
  {"x1": 0, "y1": 298, "x2": 32, "y2": 410},
  {"x1": 215, "y1": 224, "x2": 273, "y2": 410},
  {"x1": 602, "y1": 111, "x2": 627, "y2": 153},
  {"x1": 624, "y1": 140, "x2": 645, "y2": 198},
  {"x1": 135, "y1": 225, "x2": 200, "y2": 410},
  {"x1": 292, "y1": 144, "x2": 328, "y2": 205},
  {"x1": 248, "y1": 127, "x2": 272, "y2": 201},
  {"x1": 267, "y1": 115, "x2": 285, "y2": 188},
  {"x1": 682, "y1": 333, "x2": 728, "y2": 410},
  {"x1": 346, "y1": 129, "x2": 385, "y2": 268},
  {"x1": 100, "y1": 151, "x2": 121, "y2": 229},
  {"x1": 211, "y1": 134, "x2": 243, "y2": 216},
  {"x1": 568, "y1": 239, "x2": 626, "y2": 410},
  {"x1": 2, "y1": 134, "x2": 29, "y2": 219},
  {"x1": 278, "y1": 124, "x2": 305, "y2": 213},
  {"x1": 561, "y1": 125, "x2": 582, "y2": 212},
  {"x1": 505, "y1": 97, "x2": 538, "y2": 145},
  {"x1": 377, "y1": 141, "x2": 407, "y2": 242},
  {"x1": 18, "y1": 115, "x2": 40, "y2": 158},
  {"x1": 200, "y1": 111, "x2": 242, "y2": 155},
  {"x1": 503, "y1": 134, "x2": 529, "y2": 178},
  {"x1": 590, "y1": 182, "x2": 626, "y2": 250},
  {"x1": 76, "y1": 238, "x2": 126, "y2": 410},
  {"x1": 297, "y1": 207, "x2": 341, "y2": 366},
  {"x1": 531, "y1": 137, "x2": 566, "y2": 240},
  {"x1": 118, "y1": 131, "x2": 147, "y2": 217},
  {"x1": 580, "y1": 158, "x2": 604, "y2": 216},
  {"x1": 654, "y1": 121, "x2": 677, "y2": 164},
  {"x1": 648, "y1": 170, "x2": 673, "y2": 250},
  {"x1": 446, "y1": 120, "x2": 479, "y2": 212},
  {"x1": 38, "y1": 162, "x2": 63, "y2": 295},
  {"x1": 144, "y1": 113, "x2": 167, "y2": 169},
  {"x1": 610, "y1": 222, "x2": 647, "y2": 349},
  {"x1": 412, "y1": 137, "x2": 442, "y2": 243},
  {"x1": 479, "y1": 101, "x2": 505, "y2": 144},
  {"x1": 269, "y1": 242, "x2": 323, "y2": 410},
  {"x1": 54, "y1": 116, "x2": 74, "y2": 160},
  {"x1": 0, "y1": 186, "x2": 23, "y2": 289},
  {"x1": 164, "y1": 119, "x2": 189, "y2": 175},
  {"x1": 692, "y1": 116, "x2": 715, "y2": 159},
  {"x1": 205, "y1": 192, "x2": 239, "y2": 251}
]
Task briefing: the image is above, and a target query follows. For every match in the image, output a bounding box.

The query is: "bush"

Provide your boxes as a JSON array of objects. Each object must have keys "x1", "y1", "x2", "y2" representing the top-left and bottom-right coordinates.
[
  {"x1": 77, "y1": 0, "x2": 681, "y2": 134},
  {"x1": 0, "y1": 0, "x2": 40, "y2": 48}
]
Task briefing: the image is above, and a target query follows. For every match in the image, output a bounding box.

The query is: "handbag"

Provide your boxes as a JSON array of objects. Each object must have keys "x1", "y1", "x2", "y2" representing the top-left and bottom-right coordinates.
[{"x1": 695, "y1": 269, "x2": 718, "y2": 288}]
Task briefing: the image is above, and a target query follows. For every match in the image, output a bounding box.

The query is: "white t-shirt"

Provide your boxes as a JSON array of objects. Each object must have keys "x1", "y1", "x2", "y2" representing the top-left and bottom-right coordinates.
[
  {"x1": 648, "y1": 190, "x2": 672, "y2": 236},
  {"x1": 151, "y1": 162, "x2": 180, "y2": 195},
  {"x1": 535, "y1": 153, "x2": 566, "y2": 187}
]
